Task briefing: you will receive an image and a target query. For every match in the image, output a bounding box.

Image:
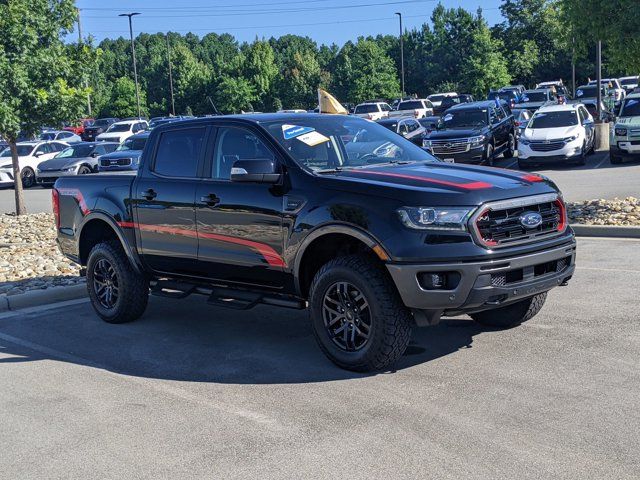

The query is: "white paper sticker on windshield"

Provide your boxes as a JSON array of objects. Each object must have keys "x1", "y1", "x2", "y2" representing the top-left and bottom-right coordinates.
[
  {"x1": 296, "y1": 131, "x2": 330, "y2": 146},
  {"x1": 282, "y1": 124, "x2": 315, "y2": 140},
  {"x1": 443, "y1": 114, "x2": 453, "y2": 121}
]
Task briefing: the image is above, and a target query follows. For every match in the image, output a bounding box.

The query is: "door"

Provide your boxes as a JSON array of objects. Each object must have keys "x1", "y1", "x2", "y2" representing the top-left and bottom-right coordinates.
[
  {"x1": 194, "y1": 126, "x2": 286, "y2": 289},
  {"x1": 133, "y1": 125, "x2": 208, "y2": 275},
  {"x1": 579, "y1": 106, "x2": 595, "y2": 149}
]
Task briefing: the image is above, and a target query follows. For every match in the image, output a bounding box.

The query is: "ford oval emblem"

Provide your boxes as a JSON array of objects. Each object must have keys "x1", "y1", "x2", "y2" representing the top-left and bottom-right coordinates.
[{"x1": 520, "y1": 211, "x2": 543, "y2": 229}]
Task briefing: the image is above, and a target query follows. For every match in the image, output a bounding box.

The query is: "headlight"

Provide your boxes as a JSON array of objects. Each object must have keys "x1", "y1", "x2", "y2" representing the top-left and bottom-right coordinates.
[
  {"x1": 563, "y1": 135, "x2": 579, "y2": 142},
  {"x1": 615, "y1": 128, "x2": 627, "y2": 136},
  {"x1": 397, "y1": 207, "x2": 475, "y2": 231},
  {"x1": 468, "y1": 135, "x2": 485, "y2": 147},
  {"x1": 422, "y1": 139, "x2": 432, "y2": 148},
  {"x1": 519, "y1": 138, "x2": 530, "y2": 145},
  {"x1": 62, "y1": 165, "x2": 78, "y2": 172}
]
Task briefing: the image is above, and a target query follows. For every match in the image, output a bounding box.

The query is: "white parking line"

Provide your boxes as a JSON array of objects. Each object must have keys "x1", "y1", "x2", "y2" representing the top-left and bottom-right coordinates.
[
  {"x1": 593, "y1": 153, "x2": 609, "y2": 169},
  {"x1": 504, "y1": 160, "x2": 517, "y2": 169}
]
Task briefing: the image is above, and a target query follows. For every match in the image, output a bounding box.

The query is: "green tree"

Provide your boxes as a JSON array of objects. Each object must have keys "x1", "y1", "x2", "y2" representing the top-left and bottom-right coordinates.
[
  {"x1": 100, "y1": 77, "x2": 148, "y2": 118},
  {"x1": 241, "y1": 40, "x2": 278, "y2": 109},
  {"x1": 213, "y1": 76, "x2": 256, "y2": 113},
  {"x1": 0, "y1": 0, "x2": 92, "y2": 214}
]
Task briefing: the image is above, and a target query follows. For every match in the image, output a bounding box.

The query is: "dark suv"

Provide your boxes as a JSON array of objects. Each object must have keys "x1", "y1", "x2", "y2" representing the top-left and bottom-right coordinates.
[
  {"x1": 422, "y1": 101, "x2": 516, "y2": 165},
  {"x1": 82, "y1": 118, "x2": 119, "y2": 142}
]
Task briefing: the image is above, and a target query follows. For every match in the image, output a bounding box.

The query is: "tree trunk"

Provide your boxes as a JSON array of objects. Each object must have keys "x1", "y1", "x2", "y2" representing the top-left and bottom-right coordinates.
[{"x1": 9, "y1": 140, "x2": 26, "y2": 215}]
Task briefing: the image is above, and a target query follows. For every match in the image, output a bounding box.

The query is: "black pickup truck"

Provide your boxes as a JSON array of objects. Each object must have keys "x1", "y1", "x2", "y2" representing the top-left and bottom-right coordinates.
[
  {"x1": 422, "y1": 100, "x2": 517, "y2": 166},
  {"x1": 54, "y1": 114, "x2": 576, "y2": 372}
]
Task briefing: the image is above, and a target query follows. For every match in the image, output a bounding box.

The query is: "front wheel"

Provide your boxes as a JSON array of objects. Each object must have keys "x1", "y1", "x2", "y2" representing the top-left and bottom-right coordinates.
[
  {"x1": 309, "y1": 255, "x2": 412, "y2": 372},
  {"x1": 484, "y1": 143, "x2": 495, "y2": 166},
  {"x1": 503, "y1": 133, "x2": 516, "y2": 159},
  {"x1": 86, "y1": 241, "x2": 149, "y2": 324},
  {"x1": 78, "y1": 165, "x2": 92, "y2": 175},
  {"x1": 21, "y1": 167, "x2": 35, "y2": 188},
  {"x1": 470, "y1": 293, "x2": 547, "y2": 328},
  {"x1": 575, "y1": 143, "x2": 587, "y2": 166}
]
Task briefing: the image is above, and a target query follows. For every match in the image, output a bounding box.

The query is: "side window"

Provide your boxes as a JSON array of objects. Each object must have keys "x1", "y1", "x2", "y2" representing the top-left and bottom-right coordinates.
[
  {"x1": 153, "y1": 127, "x2": 205, "y2": 178},
  {"x1": 488, "y1": 107, "x2": 497, "y2": 123},
  {"x1": 37, "y1": 144, "x2": 51, "y2": 154},
  {"x1": 213, "y1": 127, "x2": 275, "y2": 180},
  {"x1": 381, "y1": 104, "x2": 392, "y2": 112},
  {"x1": 577, "y1": 108, "x2": 586, "y2": 124},
  {"x1": 53, "y1": 142, "x2": 66, "y2": 151},
  {"x1": 495, "y1": 106, "x2": 506, "y2": 121},
  {"x1": 398, "y1": 122, "x2": 409, "y2": 135},
  {"x1": 93, "y1": 145, "x2": 107, "y2": 155},
  {"x1": 408, "y1": 120, "x2": 419, "y2": 132},
  {"x1": 104, "y1": 144, "x2": 118, "y2": 153}
]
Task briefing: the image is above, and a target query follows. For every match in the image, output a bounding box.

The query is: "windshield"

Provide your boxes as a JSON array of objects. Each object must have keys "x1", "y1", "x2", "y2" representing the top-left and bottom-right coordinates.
[
  {"x1": 427, "y1": 94, "x2": 447, "y2": 102},
  {"x1": 117, "y1": 137, "x2": 148, "y2": 151},
  {"x1": 440, "y1": 110, "x2": 487, "y2": 128},
  {"x1": 55, "y1": 145, "x2": 94, "y2": 159},
  {"x1": 354, "y1": 104, "x2": 379, "y2": 114},
  {"x1": 620, "y1": 98, "x2": 640, "y2": 117},
  {"x1": 1, "y1": 145, "x2": 34, "y2": 157},
  {"x1": 92, "y1": 119, "x2": 111, "y2": 129},
  {"x1": 398, "y1": 101, "x2": 424, "y2": 110},
  {"x1": 521, "y1": 91, "x2": 548, "y2": 102},
  {"x1": 264, "y1": 116, "x2": 436, "y2": 172},
  {"x1": 40, "y1": 132, "x2": 56, "y2": 140},
  {"x1": 488, "y1": 91, "x2": 516, "y2": 100},
  {"x1": 529, "y1": 111, "x2": 578, "y2": 128},
  {"x1": 107, "y1": 123, "x2": 131, "y2": 133},
  {"x1": 575, "y1": 86, "x2": 600, "y2": 99},
  {"x1": 621, "y1": 78, "x2": 638, "y2": 86}
]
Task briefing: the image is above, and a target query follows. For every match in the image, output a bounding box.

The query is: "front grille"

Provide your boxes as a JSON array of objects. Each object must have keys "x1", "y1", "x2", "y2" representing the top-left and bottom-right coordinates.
[
  {"x1": 101, "y1": 157, "x2": 132, "y2": 167},
  {"x1": 529, "y1": 140, "x2": 565, "y2": 152},
  {"x1": 430, "y1": 139, "x2": 471, "y2": 155},
  {"x1": 490, "y1": 256, "x2": 571, "y2": 287},
  {"x1": 473, "y1": 195, "x2": 565, "y2": 248}
]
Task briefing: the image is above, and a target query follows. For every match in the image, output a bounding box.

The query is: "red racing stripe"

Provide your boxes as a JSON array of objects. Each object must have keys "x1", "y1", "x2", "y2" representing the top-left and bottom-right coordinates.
[
  {"x1": 520, "y1": 174, "x2": 544, "y2": 182},
  {"x1": 117, "y1": 221, "x2": 286, "y2": 268},
  {"x1": 352, "y1": 170, "x2": 492, "y2": 190},
  {"x1": 57, "y1": 188, "x2": 90, "y2": 216}
]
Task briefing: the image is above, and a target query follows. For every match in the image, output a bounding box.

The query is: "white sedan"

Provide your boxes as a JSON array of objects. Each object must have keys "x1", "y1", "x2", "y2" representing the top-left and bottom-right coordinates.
[
  {"x1": 0, "y1": 141, "x2": 68, "y2": 188},
  {"x1": 39, "y1": 130, "x2": 82, "y2": 143}
]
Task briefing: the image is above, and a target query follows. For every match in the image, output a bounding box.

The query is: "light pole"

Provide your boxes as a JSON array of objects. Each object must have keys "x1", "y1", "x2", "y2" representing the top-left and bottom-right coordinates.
[
  {"x1": 119, "y1": 12, "x2": 142, "y2": 118},
  {"x1": 395, "y1": 12, "x2": 405, "y2": 98},
  {"x1": 166, "y1": 34, "x2": 176, "y2": 116}
]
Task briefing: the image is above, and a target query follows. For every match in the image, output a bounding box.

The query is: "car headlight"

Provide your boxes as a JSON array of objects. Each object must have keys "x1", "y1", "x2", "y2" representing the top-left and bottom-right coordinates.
[
  {"x1": 422, "y1": 139, "x2": 432, "y2": 148},
  {"x1": 468, "y1": 135, "x2": 485, "y2": 147},
  {"x1": 62, "y1": 165, "x2": 78, "y2": 172},
  {"x1": 615, "y1": 128, "x2": 627, "y2": 136},
  {"x1": 397, "y1": 207, "x2": 475, "y2": 231},
  {"x1": 519, "y1": 138, "x2": 530, "y2": 145},
  {"x1": 563, "y1": 135, "x2": 579, "y2": 142}
]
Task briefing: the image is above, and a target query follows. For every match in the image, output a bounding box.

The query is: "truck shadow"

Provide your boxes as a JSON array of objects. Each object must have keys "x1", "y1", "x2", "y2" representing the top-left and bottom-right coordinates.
[{"x1": 0, "y1": 294, "x2": 490, "y2": 384}]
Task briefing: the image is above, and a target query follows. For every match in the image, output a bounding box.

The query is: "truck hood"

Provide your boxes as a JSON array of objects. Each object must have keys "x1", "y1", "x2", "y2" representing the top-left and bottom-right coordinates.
[
  {"x1": 523, "y1": 126, "x2": 581, "y2": 141},
  {"x1": 615, "y1": 116, "x2": 640, "y2": 127},
  {"x1": 38, "y1": 157, "x2": 92, "y2": 170},
  {"x1": 319, "y1": 162, "x2": 558, "y2": 205},
  {"x1": 99, "y1": 150, "x2": 143, "y2": 160}
]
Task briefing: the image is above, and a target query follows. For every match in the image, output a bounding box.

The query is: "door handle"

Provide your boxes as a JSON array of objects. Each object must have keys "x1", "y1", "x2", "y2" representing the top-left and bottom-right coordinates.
[
  {"x1": 200, "y1": 193, "x2": 220, "y2": 207},
  {"x1": 141, "y1": 189, "x2": 157, "y2": 201}
]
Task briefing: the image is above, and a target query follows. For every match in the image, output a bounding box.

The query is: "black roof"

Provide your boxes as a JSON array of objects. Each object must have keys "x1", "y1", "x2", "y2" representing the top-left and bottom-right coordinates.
[
  {"x1": 72, "y1": 141, "x2": 120, "y2": 146},
  {"x1": 448, "y1": 100, "x2": 498, "y2": 111}
]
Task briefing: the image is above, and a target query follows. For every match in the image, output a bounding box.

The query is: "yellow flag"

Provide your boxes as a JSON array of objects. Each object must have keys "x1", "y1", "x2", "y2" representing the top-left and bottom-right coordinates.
[{"x1": 318, "y1": 88, "x2": 348, "y2": 115}]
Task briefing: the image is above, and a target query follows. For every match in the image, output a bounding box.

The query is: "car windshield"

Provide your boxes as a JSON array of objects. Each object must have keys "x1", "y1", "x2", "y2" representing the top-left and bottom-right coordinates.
[
  {"x1": 529, "y1": 111, "x2": 578, "y2": 128},
  {"x1": 92, "y1": 119, "x2": 111, "y2": 128},
  {"x1": 55, "y1": 145, "x2": 94, "y2": 159},
  {"x1": 107, "y1": 123, "x2": 131, "y2": 133},
  {"x1": 427, "y1": 94, "x2": 447, "y2": 102},
  {"x1": 621, "y1": 78, "x2": 638, "y2": 86},
  {"x1": 521, "y1": 91, "x2": 548, "y2": 102},
  {"x1": 354, "y1": 104, "x2": 379, "y2": 114},
  {"x1": 398, "y1": 101, "x2": 424, "y2": 110},
  {"x1": 620, "y1": 98, "x2": 640, "y2": 117},
  {"x1": 1, "y1": 145, "x2": 34, "y2": 157},
  {"x1": 40, "y1": 132, "x2": 56, "y2": 140},
  {"x1": 488, "y1": 91, "x2": 516, "y2": 100},
  {"x1": 440, "y1": 110, "x2": 487, "y2": 128},
  {"x1": 576, "y1": 86, "x2": 601, "y2": 98},
  {"x1": 117, "y1": 137, "x2": 148, "y2": 151},
  {"x1": 264, "y1": 116, "x2": 436, "y2": 172}
]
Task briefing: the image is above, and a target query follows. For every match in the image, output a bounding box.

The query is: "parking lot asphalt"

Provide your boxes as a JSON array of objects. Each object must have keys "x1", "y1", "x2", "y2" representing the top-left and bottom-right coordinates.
[
  {"x1": 0, "y1": 237, "x2": 638, "y2": 479},
  {"x1": 0, "y1": 152, "x2": 638, "y2": 215}
]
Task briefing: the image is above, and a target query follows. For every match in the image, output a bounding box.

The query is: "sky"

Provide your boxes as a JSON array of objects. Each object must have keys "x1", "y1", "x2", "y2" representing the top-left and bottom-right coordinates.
[{"x1": 75, "y1": 0, "x2": 505, "y2": 45}]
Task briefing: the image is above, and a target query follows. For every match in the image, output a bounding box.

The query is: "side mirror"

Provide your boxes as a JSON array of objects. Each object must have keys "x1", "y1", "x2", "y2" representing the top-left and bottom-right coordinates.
[
  {"x1": 230, "y1": 159, "x2": 281, "y2": 184},
  {"x1": 91, "y1": 152, "x2": 100, "y2": 158},
  {"x1": 34, "y1": 151, "x2": 44, "y2": 157}
]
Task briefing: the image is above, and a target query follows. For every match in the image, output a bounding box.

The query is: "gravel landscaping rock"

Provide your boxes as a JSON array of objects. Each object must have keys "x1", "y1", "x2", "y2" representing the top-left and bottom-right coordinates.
[{"x1": 567, "y1": 197, "x2": 640, "y2": 226}]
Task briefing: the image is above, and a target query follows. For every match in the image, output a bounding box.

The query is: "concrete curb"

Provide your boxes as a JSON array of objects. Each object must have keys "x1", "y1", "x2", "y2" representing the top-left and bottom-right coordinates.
[
  {"x1": 571, "y1": 224, "x2": 640, "y2": 239},
  {"x1": 0, "y1": 283, "x2": 87, "y2": 313}
]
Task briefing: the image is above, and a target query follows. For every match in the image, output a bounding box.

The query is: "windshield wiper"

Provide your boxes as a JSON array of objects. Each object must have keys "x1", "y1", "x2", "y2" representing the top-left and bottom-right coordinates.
[{"x1": 315, "y1": 167, "x2": 344, "y2": 174}]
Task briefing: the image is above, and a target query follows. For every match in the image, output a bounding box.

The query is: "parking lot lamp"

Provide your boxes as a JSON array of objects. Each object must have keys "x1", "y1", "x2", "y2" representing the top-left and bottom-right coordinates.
[
  {"x1": 119, "y1": 12, "x2": 142, "y2": 119},
  {"x1": 395, "y1": 12, "x2": 405, "y2": 98}
]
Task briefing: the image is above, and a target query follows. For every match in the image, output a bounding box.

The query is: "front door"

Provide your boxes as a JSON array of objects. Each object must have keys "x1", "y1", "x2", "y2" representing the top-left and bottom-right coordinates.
[
  {"x1": 133, "y1": 125, "x2": 208, "y2": 275},
  {"x1": 194, "y1": 126, "x2": 286, "y2": 289}
]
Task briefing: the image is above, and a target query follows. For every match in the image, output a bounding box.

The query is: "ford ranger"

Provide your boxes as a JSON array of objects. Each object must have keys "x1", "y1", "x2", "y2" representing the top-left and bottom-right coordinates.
[{"x1": 54, "y1": 114, "x2": 576, "y2": 372}]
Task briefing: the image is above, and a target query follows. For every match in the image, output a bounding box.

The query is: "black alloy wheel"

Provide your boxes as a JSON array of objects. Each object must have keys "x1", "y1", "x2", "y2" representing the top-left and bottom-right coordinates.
[
  {"x1": 322, "y1": 281, "x2": 372, "y2": 352},
  {"x1": 92, "y1": 258, "x2": 120, "y2": 309}
]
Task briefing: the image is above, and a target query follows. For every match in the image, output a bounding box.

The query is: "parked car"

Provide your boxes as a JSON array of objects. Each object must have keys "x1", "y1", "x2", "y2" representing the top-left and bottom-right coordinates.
[
  {"x1": 511, "y1": 107, "x2": 533, "y2": 138},
  {"x1": 418, "y1": 116, "x2": 441, "y2": 133},
  {"x1": 501, "y1": 85, "x2": 526, "y2": 95},
  {"x1": 353, "y1": 102, "x2": 393, "y2": 120},
  {"x1": 610, "y1": 93, "x2": 640, "y2": 164},
  {"x1": 63, "y1": 118, "x2": 94, "y2": 136},
  {"x1": 518, "y1": 103, "x2": 595, "y2": 168},
  {"x1": 376, "y1": 117, "x2": 426, "y2": 145},
  {"x1": 422, "y1": 100, "x2": 516, "y2": 165},
  {"x1": 96, "y1": 119, "x2": 149, "y2": 143},
  {"x1": 39, "y1": 130, "x2": 82, "y2": 143},
  {"x1": 389, "y1": 99, "x2": 434, "y2": 119},
  {"x1": 619, "y1": 76, "x2": 639, "y2": 93},
  {"x1": 53, "y1": 113, "x2": 575, "y2": 371},
  {"x1": 82, "y1": 118, "x2": 119, "y2": 142},
  {"x1": 436, "y1": 94, "x2": 474, "y2": 116},
  {"x1": 587, "y1": 78, "x2": 626, "y2": 102},
  {"x1": 98, "y1": 132, "x2": 150, "y2": 172},
  {"x1": 535, "y1": 80, "x2": 571, "y2": 97},
  {"x1": 517, "y1": 89, "x2": 556, "y2": 111},
  {"x1": 36, "y1": 142, "x2": 119, "y2": 186},
  {"x1": 0, "y1": 141, "x2": 68, "y2": 188},
  {"x1": 577, "y1": 99, "x2": 615, "y2": 123},
  {"x1": 575, "y1": 84, "x2": 615, "y2": 110},
  {"x1": 426, "y1": 92, "x2": 457, "y2": 109}
]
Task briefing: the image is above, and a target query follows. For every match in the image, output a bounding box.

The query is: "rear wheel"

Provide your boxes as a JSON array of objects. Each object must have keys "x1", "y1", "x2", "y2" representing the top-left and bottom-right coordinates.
[
  {"x1": 503, "y1": 133, "x2": 516, "y2": 159},
  {"x1": 86, "y1": 241, "x2": 149, "y2": 324},
  {"x1": 470, "y1": 293, "x2": 547, "y2": 328},
  {"x1": 21, "y1": 167, "x2": 35, "y2": 188},
  {"x1": 309, "y1": 255, "x2": 412, "y2": 372}
]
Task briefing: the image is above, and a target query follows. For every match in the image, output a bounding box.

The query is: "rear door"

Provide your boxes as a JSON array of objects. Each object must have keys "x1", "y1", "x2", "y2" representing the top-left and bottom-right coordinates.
[
  {"x1": 193, "y1": 125, "x2": 286, "y2": 289},
  {"x1": 133, "y1": 125, "x2": 209, "y2": 275}
]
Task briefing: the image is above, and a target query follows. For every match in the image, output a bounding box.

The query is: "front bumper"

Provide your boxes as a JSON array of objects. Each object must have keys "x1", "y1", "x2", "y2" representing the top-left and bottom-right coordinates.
[
  {"x1": 424, "y1": 145, "x2": 484, "y2": 164},
  {"x1": 518, "y1": 142, "x2": 583, "y2": 163},
  {"x1": 37, "y1": 170, "x2": 78, "y2": 184},
  {"x1": 386, "y1": 240, "x2": 576, "y2": 314},
  {"x1": 611, "y1": 141, "x2": 640, "y2": 157}
]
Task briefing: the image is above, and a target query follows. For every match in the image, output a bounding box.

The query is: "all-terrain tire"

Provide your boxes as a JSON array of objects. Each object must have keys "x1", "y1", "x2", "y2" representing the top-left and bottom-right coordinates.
[
  {"x1": 309, "y1": 255, "x2": 412, "y2": 372},
  {"x1": 86, "y1": 240, "x2": 149, "y2": 324},
  {"x1": 470, "y1": 292, "x2": 547, "y2": 329}
]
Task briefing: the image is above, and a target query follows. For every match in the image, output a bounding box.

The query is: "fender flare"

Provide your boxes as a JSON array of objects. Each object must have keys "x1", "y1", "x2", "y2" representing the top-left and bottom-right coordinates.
[
  {"x1": 292, "y1": 223, "x2": 390, "y2": 296},
  {"x1": 78, "y1": 212, "x2": 143, "y2": 274}
]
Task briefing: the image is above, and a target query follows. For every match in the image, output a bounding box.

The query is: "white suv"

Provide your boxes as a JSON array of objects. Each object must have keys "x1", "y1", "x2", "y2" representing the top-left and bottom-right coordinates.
[
  {"x1": 353, "y1": 102, "x2": 392, "y2": 121},
  {"x1": 96, "y1": 119, "x2": 149, "y2": 143},
  {"x1": 0, "y1": 141, "x2": 69, "y2": 188},
  {"x1": 518, "y1": 103, "x2": 595, "y2": 168}
]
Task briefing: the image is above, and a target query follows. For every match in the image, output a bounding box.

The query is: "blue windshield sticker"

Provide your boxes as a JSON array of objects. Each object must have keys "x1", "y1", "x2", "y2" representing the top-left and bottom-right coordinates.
[
  {"x1": 443, "y1": 114, "x2": 453, "y2": 121},
  {"x1": 576, "y1": 89, "x2": 584, "y2": 97},
  {"x1": 522, "y1": 96, "x2": 530, "y2": 102},
  {"x1": 626, "y1": 99, "x2": 639, "y2": 107},
  {"x1": 282, "y1": 124, "x2": 315, "y2": 140}
]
